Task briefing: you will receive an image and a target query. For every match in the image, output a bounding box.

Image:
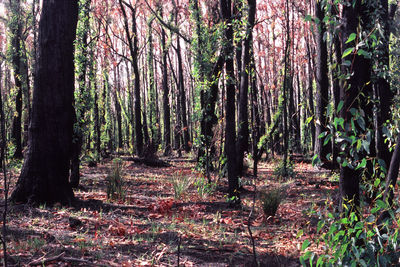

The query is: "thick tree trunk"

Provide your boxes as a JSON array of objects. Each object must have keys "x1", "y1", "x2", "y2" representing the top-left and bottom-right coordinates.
[
  {"x1": 339, "y1": 0, "x2": 373, "y2": 210},
  {"x1": 11, "y1": 1, "x2": 78, "y2": 205},
  {"x1": 314, "y1": 0, "x2": 331, "y2": 166}
]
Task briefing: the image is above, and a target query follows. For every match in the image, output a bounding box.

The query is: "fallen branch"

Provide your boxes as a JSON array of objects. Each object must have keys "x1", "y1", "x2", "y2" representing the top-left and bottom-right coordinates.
[
  {"x1": 28, "y1": 252, "x2": 65, "y2": 266},
  {"x1": 28, "y1": 252, "x2": 107, "y2": 266}
]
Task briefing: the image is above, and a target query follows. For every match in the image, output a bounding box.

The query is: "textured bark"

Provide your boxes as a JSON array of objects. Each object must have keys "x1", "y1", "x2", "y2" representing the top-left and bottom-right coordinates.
[
  {"x1": 11, "y1": 0, "x2": 78, "y2": 205},
  {"x1": 160, "y1": 7, "x2": 171, "y2": 156},
  {"x1": 314, "y1": 0, "x2": 331, "y2": 165},
  {"x1": 221, "y1": 0, "x2": 239, "y2": 202},
  {"x1": 119, "y1": 0, "x2": 143, "y2": 156},
  {"x1": 375, "y1": 0, "x2": 393, "y2": 173},
  {"x1": 9, "y1": 0, "x2": 24, "y2": 159},
  {"x1": 176, "y1": 36, "x2": 190, "y2": 152},
  {"x1": 236, "y1": 0, "x2": 256, "y2": 176},
  {"x1": 339, "y1": 0, "x2": 373, "y2": 210}
]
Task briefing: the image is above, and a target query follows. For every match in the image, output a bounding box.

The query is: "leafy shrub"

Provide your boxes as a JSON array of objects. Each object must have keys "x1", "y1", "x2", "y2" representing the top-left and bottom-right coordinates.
[
  {"x1": 171, "y1": 172, "x2": 194, "y2": 199},
  {"x1": 300, "y1": 199, "x2": 400, "y2": 266},
  {"x1": 106, "y1": 158, "x2": 125, "y2": 200},
  {"x1": 273, "y1": 159, "x2": 295, "y2": 179},
  {"x1": 260, "y1": 187, "x2": 285, "y2": 217},
  {"x1": 195, "y1": 175, "x2": 217, "y2": 200}
]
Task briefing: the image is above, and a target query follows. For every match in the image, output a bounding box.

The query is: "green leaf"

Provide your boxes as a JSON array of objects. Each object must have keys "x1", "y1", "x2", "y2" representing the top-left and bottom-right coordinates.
[
  {"x1": 342, "y1": 47, "x2": 354, "y2": 58},
  {"x1": 355, "y1": 158, "x2": 366, "y2": 170},
  {"x1": 297, "y1": 229, "x2": 304, "y2": 238},
  {"x1": 346, "y1": 33, "x2": 356, "y2": 44},
  {"x1": 304, "y1": 14, "x2": 312, "y2": 22},
  {"x1": 306, "y1": 116, "x2": 314, "y2": 124},
  {"x1": 301, "y1": 239, "x2": 311, "y2": 251},
  {"x1": 371, "y1": 206, "x2": 381, "y2": 214},
  {"x1": 337, "y1": 101, "x2": 344, "y2": 113},
  {"x1": 376, "y1": 199, "x2": 386, "y2": 209}
]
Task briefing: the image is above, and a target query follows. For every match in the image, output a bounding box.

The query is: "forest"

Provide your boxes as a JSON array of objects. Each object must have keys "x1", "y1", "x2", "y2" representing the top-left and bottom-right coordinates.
[{"x1": 0, "y1": 0, "x2": 399, "y2": 266}]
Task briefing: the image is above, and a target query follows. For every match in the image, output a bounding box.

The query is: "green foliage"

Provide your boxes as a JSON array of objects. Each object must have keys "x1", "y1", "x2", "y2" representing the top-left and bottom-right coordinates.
[
  {"x1": 194, "y1": 175, "x2": 217, "y2": 200},
  {"x1": 300, "y1": 199, "x2": 400, "y2": 266},
  {"x1": 171, "y1": 172, "x2": 194, "y2": 200},
  {"x1": 260, "y1": 187, "x2": 285, "y2": 217},
  {"x1": 273, "y1": 158, "x2": 295, "y2": 179},
  {"x1": 106, "y1": 158, "x2": 125, "y2": 200}
]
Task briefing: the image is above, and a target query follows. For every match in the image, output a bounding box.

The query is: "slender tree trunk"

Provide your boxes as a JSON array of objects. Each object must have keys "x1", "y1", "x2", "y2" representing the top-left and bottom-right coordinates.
[
  {"x1": 119, "y1": 0, "x2": 143, "y2": 156},
  {"x1": 236, "y1": 0, "x2": 256, "y2": 176},
  {"x1": 11, "y1": 1, "x2": 78, "y2": 204},
  {"x1": 160, "y1": 7, "x2": 171, "y2": 156},
  {"x1": 221, "y1": 0, "x2": 239, "y2": 202},
  {"x1": 9, "y1": 0, "x2": 23, "y2": 159},
  {"x1": 176, "y1": 36, "x2": 190, "y2": 152}
]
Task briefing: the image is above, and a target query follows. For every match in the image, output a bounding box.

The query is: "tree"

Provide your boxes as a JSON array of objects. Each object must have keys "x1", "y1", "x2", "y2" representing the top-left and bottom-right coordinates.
[
  {"x1": 119, "y1": 0, "x2": 144, "y2": 156},
  {"x1": 314, "y1": 0, "x2": 331, "y2": 166},
  {"x1": 236, "y1": 0, "x2": 256, "y2": 176},
  {"x1": 339, "y1": 0, "x2": 373, "y2": 210},
  {"x1": 7, "y1": 0, "x2": 28, "y2": 159},
  {"x1": 221, "y1": 0, "x2": 239, "y2": 202},
  {"x1": 10, "y1": 1, "x2": 79, "y2": 204}
]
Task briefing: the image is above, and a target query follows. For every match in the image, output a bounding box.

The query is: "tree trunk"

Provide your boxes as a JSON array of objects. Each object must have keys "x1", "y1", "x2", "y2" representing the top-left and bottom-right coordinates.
[
  {"x1": 339, "y1": 0, "x2": 373, "y2": 211},
  {"x1": 314, "y1": 0, "x2": 331, "y2": 166},
  {"x1": 11, "y1": 0, "x2": 78, "y2": 205},
  {"x1": 119, "y1": 0, "x2": 143, "y2": 156},
  {"x1": 176, "y1": 36, "x2": 190, "y2": 152},
  {"x1": 160, "y1": 7, "x2": 171, "y2": 156},
  {"x1": 221, "y1": 0, "x2": 239, "y2": 203},
  {"x1": 236, "y1": 0, "x2": 256, "y2": 176},
  {"x1": 9, "y1": 0, "x2": 24, "y2": 159}
]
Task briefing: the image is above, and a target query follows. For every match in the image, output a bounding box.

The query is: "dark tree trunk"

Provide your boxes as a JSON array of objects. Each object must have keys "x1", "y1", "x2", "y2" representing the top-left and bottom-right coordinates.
[
  {"x1": 11, "y1": 0, "x2": 78, "y2": 205},
  {"x1": 331, "y1": 4, "x2": 342, "y2": 170},
  {"x1": 160, "y1": 8, "x2": 171, "y2": 156},
  {"x1": 94, "y1": 87, "x2": 101, "y2": 158},
  {"x1": 306, "y1": 38, "x2": 315, "y2": 152},
  {"x1": 119, "y1": 0, "x2": 143, "y2": 156},
  {"x1": 70, "y1": 0, "x2": 91, "y2": 188},
  {"x1": 221, "y1": 0, "x2": 239, "y2": 202},
  {"x1": 176, "y1": 36, "x2": 190, "y2": 152},
  {"x1": 9, "y1": 0, "x2": 23, "y2": 159},
  {"x1": 339, "y1": 0, "x2": 373, "y2": 211},
  {"x1": 115, "y1": 66, "x2": 123, "y2": 149},
  {"x1": 375, "y1": 0, "x2": 394, "y2": 173},
  {"x1": 236, "y1": 0, "x2": 256, "y2": 176},
  {"x1": 314, "y1": 0, "x2": 331, "y2": 166}
]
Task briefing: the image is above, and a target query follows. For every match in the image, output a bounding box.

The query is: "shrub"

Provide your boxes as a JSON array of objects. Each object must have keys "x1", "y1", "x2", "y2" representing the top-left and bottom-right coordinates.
[
  {"x1": 171, "y1": 172, "x2": 194, "y2": 200},
  {"x1": 106, "y1": 158, "x2": 125, "y2": 200},
  {"x1": 273, "y1": 159, "x2": 295, "y2": 179},
  {"x1": 195, "y1": 175, "x2": 217, "y2": 200},
  {"x1": 260, "y1": 187, "x2": 285, "y2": 217},
  {"x1": 300, "y1": 199, "x2": 400, "y2": 266}
]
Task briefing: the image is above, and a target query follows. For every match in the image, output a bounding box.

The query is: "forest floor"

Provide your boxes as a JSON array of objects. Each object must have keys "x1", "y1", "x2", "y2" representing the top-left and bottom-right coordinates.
[{"x1": 1, "y1": 154, "x2": 338, "y2": 266}]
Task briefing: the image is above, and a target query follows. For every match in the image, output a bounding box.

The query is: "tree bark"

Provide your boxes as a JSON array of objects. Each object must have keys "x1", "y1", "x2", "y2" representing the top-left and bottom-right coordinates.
[
  {"x1": 119, "y1": 0, "x2": 143, "y2": 156},
  {"x1": 11, "y1": 0, "x2": 78, "y2": 205},
  {"x1": 160, "y1": 7, "x2": 171, "y2": 156},
  {"x1": 236, "y1": 0, "x2": 256, "y2": 176},
  {"x1": 9, "y1": 0, "x2": 24, "y2": 159},
  {"x1": 314, "y1": 0, "x2": 331, "y2": 166},
  {"x1": 221, "y1": 0, "x2": 239, "y2": 202}
]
